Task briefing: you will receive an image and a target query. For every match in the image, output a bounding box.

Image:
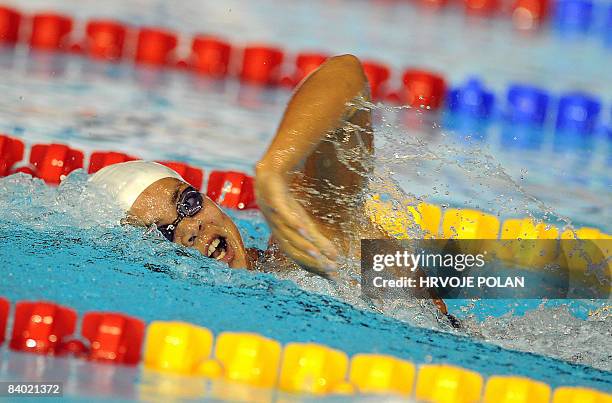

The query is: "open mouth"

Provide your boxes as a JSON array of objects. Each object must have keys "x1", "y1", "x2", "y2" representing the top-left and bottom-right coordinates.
[{"x1": 207, "y1": 236, "x2": 228, "y2": 261}]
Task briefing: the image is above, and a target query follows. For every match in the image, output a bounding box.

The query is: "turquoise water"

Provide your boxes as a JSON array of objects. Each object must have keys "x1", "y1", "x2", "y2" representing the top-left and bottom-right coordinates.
[
  {"x1": 0, "y1": 0, "x2": 610, "y2": 400},
  {"x1": 0, "y1": 173, "x2": 610, "y2": 397}
]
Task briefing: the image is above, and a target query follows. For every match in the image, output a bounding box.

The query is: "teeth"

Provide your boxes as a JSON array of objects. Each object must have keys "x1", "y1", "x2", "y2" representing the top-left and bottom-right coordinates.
[
  {"x1": 216, "y1": 250, "x2": 226, "y2": 260},
  {"x1": 207, "y1": 238, "x2": 221, "y2": 257}
]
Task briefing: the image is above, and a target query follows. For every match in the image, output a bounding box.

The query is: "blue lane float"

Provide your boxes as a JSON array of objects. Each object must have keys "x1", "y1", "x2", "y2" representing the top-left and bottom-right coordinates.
[
  {"x1": 554, "y1": 0, "x2": 594, "y2": 34},
  {"x1": 556, "y1": 92, "x2": 601, "y2": 135},
  {"x1": 505, "y1": 84, "x2": 551, "y2": 127},
  {"x1": 447, "y1": 78, "x2": 496, "y2": 120}
]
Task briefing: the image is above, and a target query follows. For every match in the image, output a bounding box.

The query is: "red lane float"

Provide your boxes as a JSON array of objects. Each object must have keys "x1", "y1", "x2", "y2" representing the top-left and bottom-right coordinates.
[
  {"x1": 58, "y1": 339, "x2": 89, "y2": 358},
  {"x1": 157, "y1": 161, "x2": 204, "y2": 190},
  {"x1": 0, "y1": 134, "x2": 25, "y2": 177},
  {"x1": 10, "y1": 301, "x2": 77, "y2": 355},
  {"x1": 82, "y1": 312, "x2": 145, "y2": 365},
  {"x1": 240, "y1": 45, "x2": 284, "y2": 85},
  {"x1": 512, "y1": 0, "x2": 550, "y2": 29},
  {"x1": 363, "y1": 60, "x2": 390, "y2": 101},
  {"x1": 190, "y1": 35, "x2": 232, "y2": 78},
  {"x1": 88, "y1": 151, "x2": 138, "y2": 174},
  {"x1": 292, "y1": 52, "x2": 329, "y2": 86},
  {"x1": 418, "y1": 0, "x2": 449, "y2": 8},
  {"x1": 85, "y1": 20, "x2": 128, "y2": 61},
  {"x1": 465, "y1": 0, "x2": 499, "y2": 15},
  {"x1": 206, "y1": 171, "x2": 257, "y2": 210},
  {"x1": 0, "y1": 297, "x2": 8, "y2": 345},
  {"x1": 28, "y1": 143, "x2": 84, "y2": 184},
  {"x1": 0, "y1": 6, "x2": 21, "y2": 45},
  {"x1": 135, "y1": 27, "x2": 177, "y2": 66},
  {"x1": 30, "y1": 13, "x2": 73, "y2": 50},
  {"x1": 401, "y1": 69, "x2": 447, "y2": 110},
  {"x1": 11, "y1": 166, "x2": 36, "y2": 176}
]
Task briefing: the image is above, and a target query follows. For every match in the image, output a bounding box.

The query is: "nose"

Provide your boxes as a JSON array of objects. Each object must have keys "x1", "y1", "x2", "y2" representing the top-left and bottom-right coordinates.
[{"x1": 171, "y1": 218, "x2": 203, "y2": 248}]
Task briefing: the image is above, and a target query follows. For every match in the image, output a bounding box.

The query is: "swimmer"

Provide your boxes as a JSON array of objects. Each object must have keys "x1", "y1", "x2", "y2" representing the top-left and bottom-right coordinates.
[{"x1": 90, "y1": 54, "x2": 458, "y2": 326}]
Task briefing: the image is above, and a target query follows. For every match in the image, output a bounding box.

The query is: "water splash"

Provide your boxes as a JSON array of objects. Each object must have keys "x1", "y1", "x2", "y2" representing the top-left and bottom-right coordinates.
[
  {"x1": 273, "y1": 98, "x2": 611, "y2": 370},
  {"x1": 0, "y1": 64, "x2": 609, "y2": 374},
  {"x1": 0, "y1": 133, "x2": 610, "y2": 372},
  {"x1": 478, "y1": 305, "x2": 611, "y2": 371}
]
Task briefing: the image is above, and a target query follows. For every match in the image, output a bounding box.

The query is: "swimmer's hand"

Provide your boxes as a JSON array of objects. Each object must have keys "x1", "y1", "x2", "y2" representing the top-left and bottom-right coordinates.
[
  {"x1": 433, "y1": 297, "x2": 461, "y2": 329},
  {"x1": 254, "y1": 55, "x2": 370, "y2": 279},
  {"x1": 255, "y1": 170, "x2": 339, "y2": 278},
  {"x1": 446, "y1": 313, "x2": 462, "y2": 330}
]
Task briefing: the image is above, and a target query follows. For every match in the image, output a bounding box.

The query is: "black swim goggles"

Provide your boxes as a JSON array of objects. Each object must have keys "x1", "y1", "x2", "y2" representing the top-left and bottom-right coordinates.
[{"x1": 157, "y1": 186, "x2": 203, "y2": 242}]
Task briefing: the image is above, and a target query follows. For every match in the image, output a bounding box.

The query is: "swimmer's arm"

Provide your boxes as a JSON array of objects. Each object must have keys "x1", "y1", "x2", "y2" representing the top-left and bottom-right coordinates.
[
  {"x1": 255, "y1": 54, "x2": 369, "y2": 275},
  {"x1": 257, "y1": 54, "x2": 368, "y2": 175}
]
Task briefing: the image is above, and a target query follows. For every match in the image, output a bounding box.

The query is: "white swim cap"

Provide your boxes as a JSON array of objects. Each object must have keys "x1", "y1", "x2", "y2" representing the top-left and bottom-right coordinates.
[{"x1": 89, "y1": 160, "x2": 184, "y2": 211}]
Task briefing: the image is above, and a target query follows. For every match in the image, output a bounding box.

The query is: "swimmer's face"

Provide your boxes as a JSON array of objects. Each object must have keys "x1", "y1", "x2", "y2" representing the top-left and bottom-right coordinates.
[{"x1": 129, "y1": 177, "x2": 250, "y2": 269}]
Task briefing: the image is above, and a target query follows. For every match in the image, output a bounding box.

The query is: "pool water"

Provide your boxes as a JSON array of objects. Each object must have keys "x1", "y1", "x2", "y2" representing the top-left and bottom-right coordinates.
[
  {"x1": 0, "y1": 0, "x2": 610, "y2": 400},
  {"x1": 1, "y1": 172, "x2": 610, "y2": 398}
]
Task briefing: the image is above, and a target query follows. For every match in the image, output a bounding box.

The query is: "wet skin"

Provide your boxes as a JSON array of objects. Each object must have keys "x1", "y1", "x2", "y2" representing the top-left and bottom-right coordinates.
[
  {"x1": 128, "y1": 55, "x2": 371, "y2": 274},
  {"x1": 126, "y1": 55, "x2": 455, "y2": 323},
  {"x1": 128, "y1": 175, "x2": 453, "y2": 320},
  {"x1": 129, "y1": 177, "x2": 250, "y2": 269}
]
